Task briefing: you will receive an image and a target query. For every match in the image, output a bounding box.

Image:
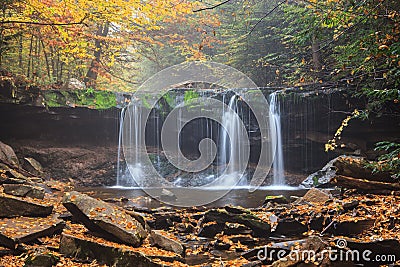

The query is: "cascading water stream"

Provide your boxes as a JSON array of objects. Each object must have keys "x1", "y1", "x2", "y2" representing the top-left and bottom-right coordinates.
[
  {"x1": 218, "y1": 95, "x2": 245, "y2": 186},
  {"x1": 269, "y1": 92, "x2": 285, "y2": 185},
  {"x1": 116, "y1": 104, "x2": 144, "y2": 186},
  {"x1": 116, "y1": 107, "x2": 126, "y2": 186}
]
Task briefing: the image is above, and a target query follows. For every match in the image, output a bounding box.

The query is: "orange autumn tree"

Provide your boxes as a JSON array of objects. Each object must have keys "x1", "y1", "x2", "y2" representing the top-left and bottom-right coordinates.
[
  {"x1": 130, "y1": 5, "x2": 222, "y2": 84},
  {"x1": 0, "y1": 0, "x2": 217, "y2": 90}
]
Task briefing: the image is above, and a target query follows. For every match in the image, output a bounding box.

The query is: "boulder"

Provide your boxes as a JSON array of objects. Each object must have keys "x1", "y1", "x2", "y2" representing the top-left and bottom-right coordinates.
[
  {"x1": 198, "y1": 221, "x2": 224, "y2": 237},
  {"x1": 23, "y1": 157, "x2": 44, "y2": 175},
  {"x1": 263, "y1": 195, "x2": 289, "y2": 205},
  {"x1": 200, "y1": 207, "x2": 270, "y2": 237},
  {"x1": 301, "y1": 155, "x2": 394, "y2": 188},
  {"x1": 301, "y1": 188, "x2": 330, "y2": 203},
  {"x1": 25, "y1": 251, "x2": 59, "y2": 267},
  {"x1": 150, "y1": 211, "x2": 181, "y2": 230},
  {"x1": 0, "y1": 141, "x2": 19, "y2": 167},
  {"x1": 0, "y1": 215, "x2": 65, "y2": 249},
  {"x1": 149, "y1": 230, "x2": 185, "y2": 256},
  {"x1": 0, "y1": 193, "x2": 53, "y2": 218},
  {"x1": 273, "y1": 219, "x2": 308, "y2": 236},
  {"x1": 3, "y1": 184, "x2": 45, "y2": 199},
  {"x1": 62, "y1": 191, "x2": 147, "y2": 246},
  {"x1": 301, "y1": 157, "x2": 337, "y2": 188},
  {"x1": 224, "y1": 222, "x2": 252, "y2": 235},
  {"x1": 334, "y1": 156, "x2": 393, "y2": 182}
]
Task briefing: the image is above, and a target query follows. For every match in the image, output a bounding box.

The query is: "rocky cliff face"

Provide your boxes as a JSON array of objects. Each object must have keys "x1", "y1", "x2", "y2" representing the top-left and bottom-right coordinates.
[
  {"x1": 276, "y1": 89, "x2": 400, "y2": 173},
  {"x1": 0, "y1": 104, "x2": 120, "y2": 186},
  {"x1": 0, "y1": 86, "x2": 398, "y2": 186}
]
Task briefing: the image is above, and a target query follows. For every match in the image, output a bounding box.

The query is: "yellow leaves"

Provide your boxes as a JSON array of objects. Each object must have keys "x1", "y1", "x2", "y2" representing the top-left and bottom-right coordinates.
[
  {"x1": 378, "y1": 44, "x2": 389, "y2": 50},
  {"x1": 325, "y1": 109, "x2": 360, "y2": 152},
  {"x1": 387, "y1": 11, "x2": 397, "y2": 19}
]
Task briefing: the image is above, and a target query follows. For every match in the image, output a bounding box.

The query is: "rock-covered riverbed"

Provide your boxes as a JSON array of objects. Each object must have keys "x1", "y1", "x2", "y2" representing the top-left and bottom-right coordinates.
[{"x1": 1, "y1": 141, "x2": 400, "y2": 266}]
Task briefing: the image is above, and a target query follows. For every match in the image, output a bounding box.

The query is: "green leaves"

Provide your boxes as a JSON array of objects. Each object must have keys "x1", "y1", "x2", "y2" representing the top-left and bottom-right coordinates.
[{"x1": 373, "y1": 141, "x2": 400, "y2": 179}]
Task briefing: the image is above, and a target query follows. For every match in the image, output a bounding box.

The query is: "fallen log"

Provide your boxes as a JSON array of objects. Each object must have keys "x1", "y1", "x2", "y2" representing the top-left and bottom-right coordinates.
[{"x1": 333, "y1": 175, "x2": 400, "y2": 191}]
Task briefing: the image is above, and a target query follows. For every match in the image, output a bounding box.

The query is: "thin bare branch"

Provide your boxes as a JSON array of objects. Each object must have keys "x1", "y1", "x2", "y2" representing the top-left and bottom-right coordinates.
[
  {"x1": 193, "y1": 0, "x2": 233, "y2": 12},
  {"x1": 0, "y1": 15, "x2": 88, "y2": 26},
  {"x1": 248, "y1": 0, "x2": 286, "y2": 35}
]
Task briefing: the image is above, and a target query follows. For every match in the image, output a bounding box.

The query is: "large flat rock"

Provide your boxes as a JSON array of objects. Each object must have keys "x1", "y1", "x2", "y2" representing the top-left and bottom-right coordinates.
[
  {"x1": 149, "y1": 230, "x2": 185, "y2": 256},
  {"x1": 0, "y1": 215, "x2": 65, "y2": 249},
  {"x1": 60, "y1": 224, "x2": 182, "y2": 267},
  {"x1": 0, "y1": 193, "x2": 53, "y2": 218},
  {"x1": 3, "y1": 184, "x2": 45, "y2": 199},
  {"x1": 62, "y1": 191, "x2": 147, "y2": 246}
]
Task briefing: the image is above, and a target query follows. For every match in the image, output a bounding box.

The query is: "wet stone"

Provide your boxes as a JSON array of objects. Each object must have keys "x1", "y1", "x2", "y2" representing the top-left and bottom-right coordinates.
[
  {"x1": 201, "y1": 208, "x2": 271, "y2": 238},
  {"x1": 0, "y1": 215, "x2": 65, "y2": 249},
  {"x1": 0, "y1": 193, "x2": 53, "y2": 218},
  {"x1": 149, "y1": 230, "x2": 185, "y2": 256},
  {"x1": 3, "y1": 184, "x2": 45, "y2": 199},
  {"x1": 301, "y1": 188, "x2": 330, "y2": 203},
  {"x1": 24, "y1": 251, "x2": 59, "y2": 267},
  {"x1": 62, "y1": 191, "x2": 147, "y2": 246}
]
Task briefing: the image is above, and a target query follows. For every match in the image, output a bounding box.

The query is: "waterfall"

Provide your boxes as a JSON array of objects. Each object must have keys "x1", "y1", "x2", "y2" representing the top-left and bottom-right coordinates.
[
  {"x1": 116, "y1": 104, "x2": 143, "y2": 186},
  {"x1": 269, "y1": 92, "x2": 285, "y2": 185},
  {"x1": 116, "y1": 107, "x2": 126, "y2": 186},
  {"x1": 116, "y1": 90, "x2": 286, "y2": 188},
  {"x1": 218, "y1": 95, "x2": 244, "y2": 185}
]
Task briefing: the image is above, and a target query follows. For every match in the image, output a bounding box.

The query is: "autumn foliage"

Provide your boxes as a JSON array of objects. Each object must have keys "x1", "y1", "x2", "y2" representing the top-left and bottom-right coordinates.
[{"x1": 0, "y1": 0, "x2": 220, "y2": 90}]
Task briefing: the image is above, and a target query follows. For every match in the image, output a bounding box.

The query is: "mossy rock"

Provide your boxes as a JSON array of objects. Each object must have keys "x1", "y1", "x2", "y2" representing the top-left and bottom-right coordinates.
[
  {"x1": 263, "y1": 195, "x2": 289, "y2": 204},
  {"x1": 42, "y1": 89, "x2": 116, "y2": 109}
]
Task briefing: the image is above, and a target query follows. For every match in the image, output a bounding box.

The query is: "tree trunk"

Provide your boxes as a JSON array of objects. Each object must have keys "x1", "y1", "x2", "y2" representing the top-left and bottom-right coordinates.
[
  {"x1": 27, "y1": 35, "x2": 34, "y2": 78},
  {"x1": 41, "y1": 40, "x2": 51, "y2": 80},
  {"x1": 18, "y1": 35, "x2": 23, "y2": 69},
  {"x1": 311, "y1": 34, "x2": 322, "y2": 73},
  {"x1": 84, "y1": 23, "x2": 109, "y2": 88}
]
